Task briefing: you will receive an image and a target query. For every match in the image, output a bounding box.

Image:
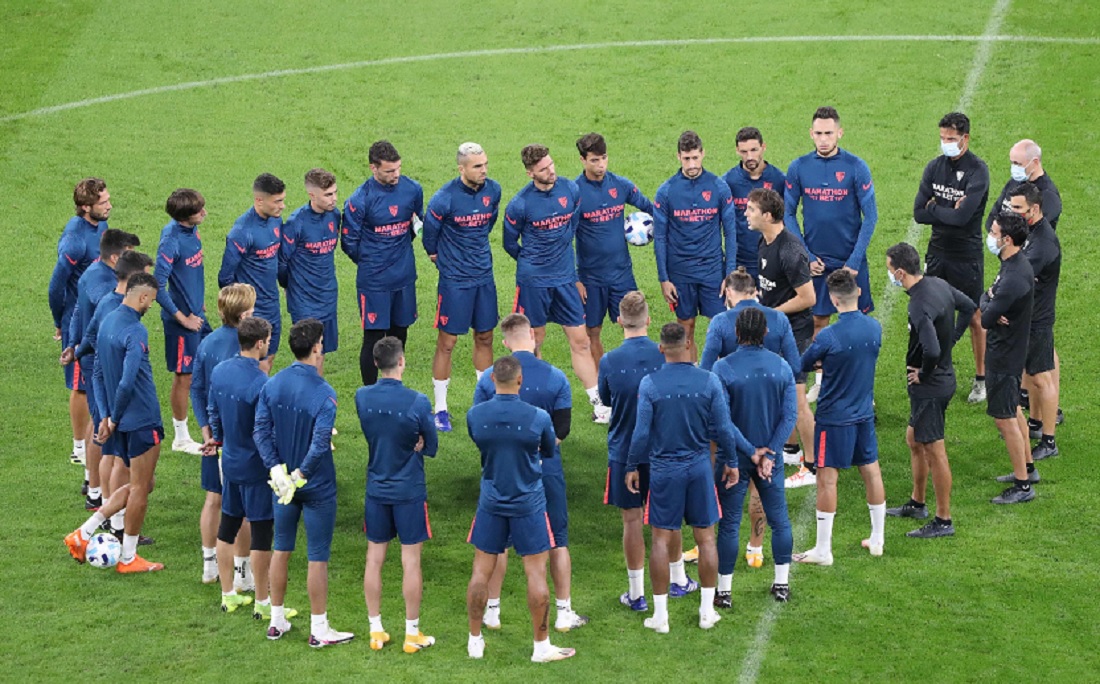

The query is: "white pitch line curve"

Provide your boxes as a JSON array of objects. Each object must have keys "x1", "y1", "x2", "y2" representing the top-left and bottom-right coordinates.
[{"x1": 1, "y1": 33, "x2": 1098, "y2": 124}]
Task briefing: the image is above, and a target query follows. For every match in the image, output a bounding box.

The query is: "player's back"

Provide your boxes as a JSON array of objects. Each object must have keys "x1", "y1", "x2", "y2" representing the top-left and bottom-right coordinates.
[
  {"x1": 208, "y1": 355, "x2": 267, "y2": 483},
  {"x1": 97, "y1": 304, "x2": 159, "y2": 430},
  {"x1": 811, "y1": 312, "x2": 881, "y2": 425},
  {"x1": 355, "y1": 378, "x2": 437, "y2": 504},
  {"x1": 713, "y1": 345, "x2": 795, "y2": 449},
  {"x1": 599, "y1": 336, "x2": 664, "y2": 462},
  {"x1": 259, "y1": 362, "x2": 337, "y2": 496},
  {"x1": 638, "y1": 363, "x2": 723, "y2": 463},
  {"x1": 467, "y1": 394, "x2": 555, "y2": 516}
]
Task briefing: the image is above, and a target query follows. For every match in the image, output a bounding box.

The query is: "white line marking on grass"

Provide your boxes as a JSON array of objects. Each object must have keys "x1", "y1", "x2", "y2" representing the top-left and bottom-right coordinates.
[
  {"x1": 737, "y1": 3, "x2": 1013, "y2": 682},
  {"x1": 1, "y1": 31, "x2": 1095, "y2": 124}
]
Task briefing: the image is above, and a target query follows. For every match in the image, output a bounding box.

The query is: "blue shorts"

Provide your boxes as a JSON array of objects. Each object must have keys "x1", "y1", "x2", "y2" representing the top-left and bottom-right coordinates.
[
  {"x1": 65, "y1": 355, "x2": 87, "y2": 392},
  {"x1": 811, "y1": 264, "x2": 875, "y2": 317},
  {"x1": 815, "y1": 419, "x2": 878, "y2": 469},
  {"x1": 645, "y1": 459, "x2": 720, "y2": 530},
  {"x1": 671, "y1": 279, "x2": 725, "y2": 320},
  {"x1": 222, "y1": 479, "x2": 274, "y2": 522},
  {"x1": 582, "y1": 279, "x2": 637, "y2": 328},
  {"x1": 98, "y1": 431, "x2": 120, "y2": 457},
  {"x1": 84, "y1": 360, "x2": 98, "y2": 423},
  {"x1": 467, "y1": 508, "x2": 554, "y2": 557},
  {"x1": 273, "y1": 494, "x2": 337, "y2": 562},
  {"x1": 162, "y1": 316, "x2": 211, "y2": 374},
  {"x1": 513, "y1": 283, "x2": 585, "y2": 328},
  {"x1": 290, "y1": 312, "x2": 339, "y2": 354},
  {"x1": 605, "y1": 461, "x2": 648, "y2": 510},
  {"x1": 201, "y1": 454, "x2": 222, "y2": 493},
  {"x1": 254, "y1": 311, "x2": 282, "y2": 357},
  {"x1": 117, "y1": 426, "x2": 164, "y2": 466},
  {"x1": 435, "y1": 281, "x2": 498, "y2": 335},
  {"x1": 359, "y1": 285, "x2": 417, "y2": 331},
  {"x1": 364, "y1": 497, "x2": 432, "y2": 545},
  {"x1": 543, "y1": 468, "x2": 569, "y2": 548}
]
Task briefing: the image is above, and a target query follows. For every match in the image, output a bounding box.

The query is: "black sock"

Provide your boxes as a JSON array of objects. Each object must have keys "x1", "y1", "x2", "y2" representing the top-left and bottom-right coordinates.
[
  {"x1": 783, "y1": 443, "x2": 800, "y2": 454},
  {"x1": 975, "y1": 375, "x2": 985, "y2": 382},
  {"x1": 359, "y1": 329, "x2": 386, "y2": 385},
  {"x1": 387, "y1": 325, "x2": 409, "y2": 348},
  {"x1": 1026, "y1": 462, "x2": 1035, "y2": 473},
  {"x1": 934, "y1": 516, "x2": 951, "y2": 525},
  {"x1": 908, "y1": 498, "x2": 926, "y2": 508},
  {"x1": 805, "y1": 462, "x2": 817, "y2": 474},
  {"x1": 1028, "y1": 418, "x2": 1042, "y2": 430},
  {"x1": 1015, "y1": 480, "x2": 1032, "y2": 490},
  {"x1": 1041, "y1": 434, "x2": 1055, "y2": 446}
]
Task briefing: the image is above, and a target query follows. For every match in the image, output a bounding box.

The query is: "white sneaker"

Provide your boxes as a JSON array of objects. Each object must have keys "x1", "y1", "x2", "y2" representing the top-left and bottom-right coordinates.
[
  {"x1": 468, "y1": 634, "x2": 485, "y2": 659},
  {"x1": 531, "y1": 645, "x2": 576, "y2": 663},
  {"x1": 554, "y1": 609, "x2": 589, "y2": 632},
  {"x1": 699, "y1": 611, "x2": 722, "y2": 630},
  {"x1": 861, "y1": 538, "x2": 884, "y2": 557},
  {"x1": 643, "y1": 616, "x2": 669, "y2": 634},
  {"x1": 967, "y1": 378, "x2": 986, "y2": 404},
  {"x1": 793, "y1": 548, "x2": 834, "y2": 566},
  {"x1": 267, "y1": 619, "x2": 292, "y2": 640},
  {"x1": 783, "y1": 447, "x2": 803, "y2": 466},
  {"x1": 482, "y1": 607, "x2": 501, "y2": 630},
  {"x1": 805, "y1": 382, "x2": 821, "y2": 404},
  {"x1": 592, "y1": 403, "x2": 611, "y2": 424},
  {"x1": 785, "y1": 466, "x2": 816, "y2": 489},
  {"x1": 172, "y1": 437, "x2": 204, "y2": 455},
  {"x1": 309, "y1": 626, "x2": 355, "y2": 648},
  {"x1": 202, "y1": 560, "x2": 218, "y2": 584}
]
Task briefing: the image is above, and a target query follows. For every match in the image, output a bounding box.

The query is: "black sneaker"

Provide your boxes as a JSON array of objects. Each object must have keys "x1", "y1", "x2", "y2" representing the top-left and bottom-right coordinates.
[
  {"x1": 770, "y1": 584, "x2": 790, "y2": 602},
  {"x1": 81, "y1": 480, "x2": 89, "y2": 496},
  {"x1": 1056, "y1": 409, "x2": 1064, "y2": 425},
  {"x1": 84, "y1": 496, "x2": 102, "y2": 511},
  {"x1": 991, "y1": 485, "x2": 1036, "y2": 505},
  {"x1": 906, "y1": 519, "x2": 955, "y2": 538},
  {"x1": 1031, "y1": 442, "x2": 1059, "y2": 461},
  {"x1": 996, "y1": 469, "x2": 1040, "y2": 483},
  {"x1": 886, "y1": 502, "x2": 929, "y2": 519},
  {"x1": 713, "y1": 591, "x2": 732, "y2": 609}
]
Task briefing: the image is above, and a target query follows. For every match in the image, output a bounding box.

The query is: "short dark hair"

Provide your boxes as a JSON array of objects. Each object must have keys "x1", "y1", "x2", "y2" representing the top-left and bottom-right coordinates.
[
  {"x1": 492, "y1": 355, "x2": 522, "y2": 385},
  {"x1": 369, "y1": 140, "x2": 401, "y2": 166},
  {"x1": 304, "y1": 168, "x2": 336, "y2": 190},
  {"x1": 660, "y1": 322, "x2": 686, "y2": 347},
  {"x1": 165, "y1": 188, "x2": 206, "y2": 222},
  {"x1": 736, "y1": 307, "x2": 767, "y2": 346},
  {"x1": 288, "y1": 318, "x2": 323, "y2": 360},
  {"x1": 237, "y1": 316, "x2": 272, "y2": 351},
  {"x1": 126, "y1": 271, "x2": 159, "y2": 294},
  {"x1": 735, "y1": 127, "x2": 764, "y2": 145},
  {"x1": 813, "y1": 106, "x2": 840, "y2": 124},
  {"x1": 253, "y1": 173, "x2": 285, "y2": 195},
  {"x1": 1009, "y1": 181, "x2": 1043, "y2": 210},
  {"x1": 747, "y1": 188, "x2": 784, "y2": 223},
  {"x1": 723, "y1": 266, "x2": 757, "y2": 295},
  {"x1": 994, "y1": 212, "x2": 1029, "y2": 247},
  {"x1": 99, "y1": 229, "x2": 140, "y2": 262},
  {"x1": 373, "y1": 336, "x2": 404, "y2": 371},
  {"x1": 521, "y1": 144, "x2": 550, "y2": 170},
  {"x1": 826, "y1": 269, "x2": 857, "y2": 300},
  {"x1": 115, "y1": 250, "x2": 153, "y2": 281},
  {"x1": 73, "y1": 177, "x2": 107, "y2": 214},
  {"x1": 886, "y1": 242, "x2": 922, "y2": 276},
  {"x1": 938, "y1": 111, "x2": 970, "y2": 135},
  {"x1": 576, "y1": 133, "x2": 607, "y2": 158},
  {"x1": 500, "y1": 312, "x2": 531, "y2": 336},
  {"x1": 678, "y1": 130, "x2": 703, "y2": 153}
]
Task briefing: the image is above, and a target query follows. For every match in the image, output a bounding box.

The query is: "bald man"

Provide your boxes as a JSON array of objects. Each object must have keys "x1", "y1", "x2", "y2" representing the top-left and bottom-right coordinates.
[{"x1": 986, "y1": 139, "x2": 1062, "y2": 231}]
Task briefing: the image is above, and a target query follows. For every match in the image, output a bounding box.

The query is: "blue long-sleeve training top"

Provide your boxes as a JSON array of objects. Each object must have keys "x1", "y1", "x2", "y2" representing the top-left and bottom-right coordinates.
[
  {"x1": 341, "y1": 176, "x2": 423, "y2": 293},
  {"x1": 466, "y1": 394, "x2": 557, "y2": 517},
  {"x1": 76, "y1": 290, "x2": 122, "y2": 362},
  {"x1": 421, "y1": 177, "x2": 501, "y2": 287},
  {"x1": 627, "y1": 362, "x2": 752, "y2": 471},
  {"x1": 279, "y1": 203, "x2": 340, "y2": 321},
  {"x1": 801, "y1": 310, "x2": 882, "y2": 426},
  {"x1": 254, "y1": 362, "x2": 337, "y2": 500},
  {"x1": 699, "y1": 299, "x2": 800, "y2": 373},
  {"x1": 784, "y1": 149, "x2": 877, "y2": 270},
  {"x1": 68, "y1": 260, "x2": 117, "y2": 352},
  {"x1": 597, "y1": 336, "x2": 665, "y2": 465},
  {"x1": 207, "y1": 355, "x2": 268, "y2": 484},
  {"x1": 574, "y1": 171, "x2": 653, "y2": 287},
  {"x1": 724, "y1": 162, "x2": 787, "y2": 273},
  {"x1": 156, "y1": 220, "x2": 206, "y2": 319},
  {"x1": 92, "y1": 304, "x2": 162, "y2": 431},
  {"x1": 218, "y1": 208, "x2": 282, "y2": 323},
  {"x1": 503, "y1": 178, "x2": 581, "y2": 288},
  {"x1": 653, "y1": 169, "x2": 738, "y2": 284},
  {"x1": 190, "y1": 325, "x2": 241, "y2": 429},
  {"x1": 49, "y1": 216, "x2": 107, "y2": 329},
  {"x1": 355, "y1": 377, "x2": 438, "y2": 505},
  {"x1": 712, "y1": 344, "x2": 798, "y2": 462}
]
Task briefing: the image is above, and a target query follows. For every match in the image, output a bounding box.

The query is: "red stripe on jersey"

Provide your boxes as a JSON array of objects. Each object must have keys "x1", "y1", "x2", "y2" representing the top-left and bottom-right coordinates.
[
  {"x1": 424, "y1": 502, "x2": 433, "y2": 540},
  {"x1": 817, "y1": 430, "x2": 827, "y2": 469}
]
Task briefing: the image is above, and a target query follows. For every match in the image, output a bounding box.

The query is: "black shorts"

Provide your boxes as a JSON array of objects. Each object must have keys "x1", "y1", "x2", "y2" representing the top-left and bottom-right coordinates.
[
  {"x1": 908, "y1": 391, "x2": 951, "y2": 444},
  {"x1": 1025, "y1": 326, "x2": 1055, "y2": 375},
  {"x1": 926, "y1": 253, "x2": 983, "y2": 306},
  {"x1": 793, "y1": 328, "x2": 813, "y2": 385},
  {"x1": 985, "y1": 370, "x2": 1022, "y2": 420}
]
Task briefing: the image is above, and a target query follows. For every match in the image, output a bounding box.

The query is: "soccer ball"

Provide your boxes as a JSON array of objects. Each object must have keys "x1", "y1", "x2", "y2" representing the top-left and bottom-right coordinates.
[
  {"x1": 87, "y1": 532, "x2": 121, "y2": 569},
  {"x1": 624, "y1": 212, "x2": 654, "y2": 247}
]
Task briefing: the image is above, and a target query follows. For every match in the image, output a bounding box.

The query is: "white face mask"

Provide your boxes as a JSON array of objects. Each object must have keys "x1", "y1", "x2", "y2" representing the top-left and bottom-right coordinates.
[
  {"x1": 941, "y1": 141, "x2": 962, "y2": 158},
  {"x1": 986, "y1": 233, "x2": 1004, "y2": 256},
  {"x1": 887, "y1": 268, "x2": 903, "y2": 287},
  {"x1": 1010, "y1": 161, "x2": 1030, "y2": 182}
]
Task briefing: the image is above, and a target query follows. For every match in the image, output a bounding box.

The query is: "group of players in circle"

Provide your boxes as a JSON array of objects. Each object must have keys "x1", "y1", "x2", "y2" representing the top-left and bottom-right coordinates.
[{"x1": 52, "y1": 105, "x2": 1064, "y2": 662}]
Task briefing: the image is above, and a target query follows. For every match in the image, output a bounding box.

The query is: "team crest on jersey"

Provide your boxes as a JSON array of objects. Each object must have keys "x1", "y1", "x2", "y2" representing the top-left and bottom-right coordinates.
[
  {"x1": 609, "y1": 188, "x2": 618, "y2": 199},
  {"x1": 389, "y1": 205, "x2": 398, "y2": 217},
  {"x1": 367, "y1": 312, "x2": 377, "y2": 323},
  {"x1": 482, "y1": 195, "x2": 491, "y2": 207},
  {"x1": 835, "y1": 171, "x2": 846, "y2": 183},
  {"x1": 956, "y1": 171, "x2": 965, "y2": 182},
  {"x1": 558, "y1": 196, "x2": 568, "y2": 208},
  {"x1": 763, "y1": 182, "x2": 773, "y2": 190},
  {"x1": 328, "y1": 221, "x2": 335, "y2": 232},
  {"x1": 702, "y1": 190, "x2": 712, "y2": 202}
]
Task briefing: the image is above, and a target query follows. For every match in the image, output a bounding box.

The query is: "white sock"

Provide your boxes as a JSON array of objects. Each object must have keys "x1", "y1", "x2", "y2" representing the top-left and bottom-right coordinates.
[
  {"x1": 173, "y1": 417, "x2": 190, "y2": 441},
  {"x1": 815, "y1": 510, "x2": 836, "y2": 555},
  {"x1": 255, "y1": 598, "x2": 270, "y2": 607},
  {"x1": 627, "y1": 567, "x2": 645, "y2": 600},
  {"x1": 111, "y1": 510, "x2": 125, "y2": 530},
  {"x1": 652, "y1": 594, "x2": 669, "y2": 623},
  {"x1": 868, "y1": 502, "x2": 886, "y2": 545},
  {"x1": 555, "y1": 598, "x2": 571, "y2": 613},
  {"x1": 814, "y1": 370, "x2": 823, "y2": 387},
  {"x1": 433, "y1": 378, "x2": 449, "y2": 413},
  {"x1": 88, "y1": 486, "x2": 101, "y2": 499},
  {"x1": 272, "y1": 605, "x2": 286, "y2": 623},
  {"x1": 121, "y1": 533, "x2": 138, "y2": 563},
  {"x1": 405, "y1": 618, "x2": 419, "y2": 636},
  {"x1": 74, "y1": 438, "x2": 85, "y2": 452},
  {"x1": 487, "y1": 598, "x2": 500, "y2": 610},
  {"x1": 533, "y1": 638, "x2": 552, "y2": 657},
  {"x1": 718, "y1": 573, "x2": 733, "y2": 592},
  {"x1": 202, "y1": 546, "x2": 216, "y2": 561},
  {"x1": 700, "y1": 587, "x2": 715, "y2": 615},
  {"x1": 775, "y1": 564, "x2": 790, "y2": 585},
  {"x1": 311, "y1": 613, "x2": 328, "y2": 634},
  {"x1": 585, "y1": 386, "x2": 601, "y2": 405},
  {"x1": 222, "y1": 589, "x2": 237, "y2": 598},
  {"x1": 475, "y1": 368, "x2": 486, "y2": 382},
  {"x1": 746, "y1": 544, "x2": 762, "y2": 554},
  {"x1": 369, "y1": 614, "x2": 383, "y2": 632},
  {"x1": 670, "y1": 558, "x2": 688, "y2": 585},
  {"x1": 234, "y1": 556, "x2": 247, "y2": 580},
  {"x1": 80, "y1": 512, "x2": 106, "y2": 537},
  {"x1": 84, "y1": 467, "x2": 90, "y2": 480}
]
